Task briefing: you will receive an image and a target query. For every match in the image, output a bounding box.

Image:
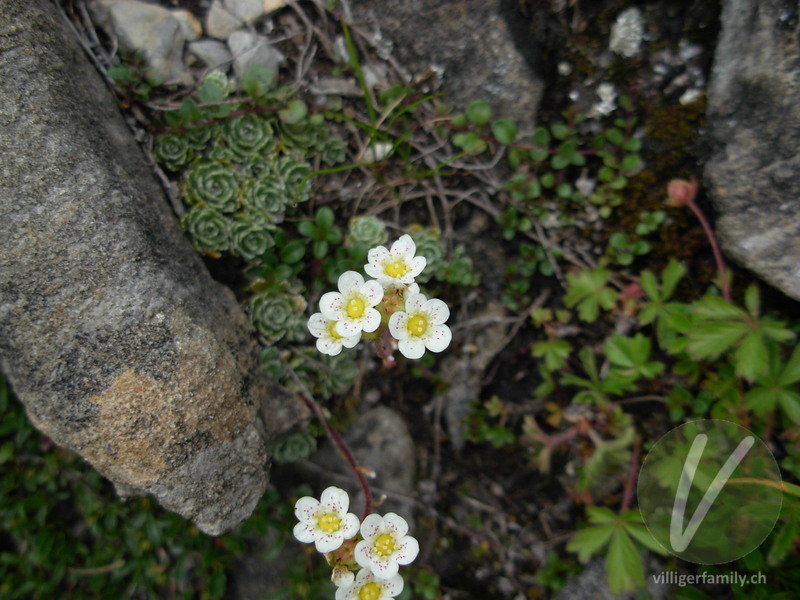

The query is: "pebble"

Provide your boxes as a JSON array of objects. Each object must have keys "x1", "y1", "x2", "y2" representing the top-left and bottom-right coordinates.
[
  {"x1": 224, "y1": 0, "x2": 287, "y2": 23},
  {"x1": 206, "y1": 0, "x2": 244, "y2": 40},
  {"x1": 227, "y1": 30, "x2": 285, "y2": 83},
  {"x1": 188, "y1": 40, "x2": 234, "y2": 70}
]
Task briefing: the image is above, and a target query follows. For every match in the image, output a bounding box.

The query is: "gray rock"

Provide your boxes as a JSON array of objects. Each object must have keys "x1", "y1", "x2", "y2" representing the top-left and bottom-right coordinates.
[
  {"x1": 227, "y1": 30, "x2": 285, "y2": 83},
  {"x1": 206, "y1": 0, "x2": 244, "y2": 40},
  {"x1": 348, "y1": 0, "x2": 544, "y2": 130},
  {"x1": 171, "y1": 8, "x2": 203, "y2": 42},
  {"x1": 223, "y1": 0, "x2": 286, "y2": 24},
  {"x1": 189, "y1": 39, "x2": 234, "y2": 70},
  {"x1": 0, "y1": 0, "x2": 301, "y2": 534},
  {"x1": 90, "y1": 0, "x2": 189, "y2": 85},
  {"x1": 705, "y1": 0, "x2": 800, "y2": 301}
]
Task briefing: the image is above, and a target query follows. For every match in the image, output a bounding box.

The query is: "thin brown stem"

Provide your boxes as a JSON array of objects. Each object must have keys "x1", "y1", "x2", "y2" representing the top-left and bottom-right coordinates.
[
  {"x1": 688, "y1": 200, "x2": 730, "y2": 302},
  {"x1": 621, "y1": 434, "x2": 642, "y2": 512}
]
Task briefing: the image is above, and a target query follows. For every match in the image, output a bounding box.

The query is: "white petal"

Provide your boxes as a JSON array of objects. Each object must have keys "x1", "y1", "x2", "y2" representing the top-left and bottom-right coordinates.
[
  {"x1": 315, "y1": 532, "x2": 344, "y2": 553},
  {"x1": 399, "y1": 337, "x2": 425, "y2": 360},
  {"x1": 341, "y1": 333, "x2": 361, "y2": 348},
  {"x1": 406, "y1": 256, "x2": 426, "y2": 278},
  {"x1": 360, "y1": 514, "x2": 384, "y2": 541},
  {"x1": 394, "y1": 536, "x2": 419, "y2": 565},
  {"x1": 361, "y1": 280, "x2": 384, "y2": 306},
  {"x1": 381, "y1": 513, "x2": 409, "y2": 538},
  {"x1": 422, "y1": 298, "x2": 450, "y2": 325},
  {"x1": 332, "y1": 567, "x2": 355, "y2": 590},
  {"x1": 320, "y1": 292, "x2": 345, "y2": 320},
  {"x1": 293, "y1": 521, "x2": 317, "y2": 543},
  {"x1": 390, "y1": 234, "x2": 415, "y2": 260},
  {"x1": 354, "y1": 540, "x2": 373, "y2": 568},
  {"x1": 367, "y1": 245, "x2": 389, "y2": 267},
  {"x1": 317, "y1": 337, "x2": 343, "y2": 356},
  {"x1": 383, "y1": 574, "x2": 404, "y2": 596},
  {"x1": 388, "y1": 312, "x2": 409, "y2": 340},
  {"x1": 336, "y1": 318, "x2": 363, "y2": 338},
  {"x1": 320, "y1": 486, "x2": 350, "y2": 514},
  {"x1": 308, "y1": 313, "x2": 330, "y2": 338},
  {"x1": 338, "y1": 271, "x2": 365, "y2": 294},
  {"x1": 360, "y1": 308, "x2": 381, "y2": 333},
  {"x1": 294, "y1": 496, "x2": 320, "y2": 522},
  {"x1": 341, "y1": 513, "x2": 361, "y2": 539},
  {"x1": 423, "y1": 324, "x2": 452, "y2": 353},
  {"x1": 404, "y1": 283, "x2": 420, "y2": 298},
  {"x1": 364, "y1": 263, "x2": 382, "y2": 279},
  {"x1": 404, "y1": 293, "x2": 427, "y2": 314},
  {"x1": 353, "y1": 567, "x2": 373, "y2": 586},
  {"x1": 370, "y1": 557, "x2": 399, "y2": 580}
]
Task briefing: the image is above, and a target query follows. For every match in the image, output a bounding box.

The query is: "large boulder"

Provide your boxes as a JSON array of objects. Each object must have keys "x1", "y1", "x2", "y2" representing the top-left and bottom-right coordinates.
[
  {"x1": 348, "y1": 0, "x2": 544, "y2": 129},
  {"x1": 0, "y1": 0, "x2": 299, "y2": 534},
  {"x1": 705, "y1": 0, "x2": 800, "y2": 301}
]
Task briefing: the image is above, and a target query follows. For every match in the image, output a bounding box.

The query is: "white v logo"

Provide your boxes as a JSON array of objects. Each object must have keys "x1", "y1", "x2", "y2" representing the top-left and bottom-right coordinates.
[{"x1": 670, "y1": 433, "x2": 755, "y2": 552}]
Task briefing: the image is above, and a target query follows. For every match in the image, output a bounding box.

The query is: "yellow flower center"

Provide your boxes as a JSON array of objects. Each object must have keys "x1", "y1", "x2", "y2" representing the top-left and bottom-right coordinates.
[
  {"x1": 317, "y1": 512, "x2": 341, "y2": 533},
  {"x1": 358, "y1": 582, "x2": 383, "y2": 600},
  {"x1": 327, "y1": 322, "x2": 343, "y2": 340},
  {"x1": 384, "y1": 260, "x2": 407, "y2": 278},
  {"x1": 346, "y1": 297, "x2": 366, "y2": 318},
  {"x1": 373, "y1": 532, "x2": 396, "y2": 557},
  {"x1": 408, "y1": 314, "x2": 429, "y2": 337}
]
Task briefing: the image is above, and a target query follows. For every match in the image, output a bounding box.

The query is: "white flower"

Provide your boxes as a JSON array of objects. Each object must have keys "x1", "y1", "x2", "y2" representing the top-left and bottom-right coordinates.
[
  {"x1": 308, "y1": 312, "x2": 361, "y2": 356},
  {"x1": 335, "y1": 568, "x2": 404, "y2": 600},
  {"x1": 320, "y1": 271, "x2": 384, "y2": 337},
  {"x1": 293, "y1": 486, "x2": 360, "y2": 554},
  {"x1": 365, "y1": 234, "x2": 426, "y2": 287},
  {"x1": 331, "y1": 565, "x2": 356, "y2": 588},
  {"x1": 388, "y1": 293, "x2": 452, "y2": 360},
  {"x1": 355, "y1": 513, "x2": 419, "y2": 580}
]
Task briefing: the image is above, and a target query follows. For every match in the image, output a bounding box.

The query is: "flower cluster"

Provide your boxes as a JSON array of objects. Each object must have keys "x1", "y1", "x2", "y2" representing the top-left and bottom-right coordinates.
[
  {"x1": 294, "y1": 487, "x2": 419, "y2": 599},
  {"x1": 307, "y1": 234, "x2": 452, "y2": 360}
]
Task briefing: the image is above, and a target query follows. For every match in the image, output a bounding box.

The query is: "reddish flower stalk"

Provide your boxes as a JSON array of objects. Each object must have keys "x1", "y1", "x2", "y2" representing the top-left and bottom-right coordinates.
[
  {"x1": 297, "y1": 391, "x2": 374, "y2": 520},
  {"x1": 621, "y1": 434, "x2": 642, "y2": 512},
  {"x1": 667, "y1": 178, "x2": 731, "y2": 302}
]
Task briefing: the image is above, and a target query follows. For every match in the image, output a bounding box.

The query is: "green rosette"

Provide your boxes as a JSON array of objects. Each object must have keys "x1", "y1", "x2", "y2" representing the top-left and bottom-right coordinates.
[
  {"x1": 185, "y1": 122, "x2": 217, "y2": 151},
  {"x1": 230, "y1": 215, "x2": 274, "y2": 261},
  {"x1": 346, "y1": 215, "x2": 388, "y2": 249},
  {"x1": 184, "y1": 161, "x2": 240, "y2": 213},
  {"x1": 221, "y1": 113, "x2": 273, "y2": 158},
  {"x1": 272, "y1": 431, "x2": 317, "y2": 463},
  {"x1": 407, "y1": 225, "x2": 444, "y2": 283},
  {"x1": 153, "y1": 133, "x2": 190, "y2": 171},
  {"x1": 320, "y1": 136, "x2": 347, "y2": 166},
  {"x1": 274, "y1": 154, "x2": 311, "y2": 205},
  {"x1": 182, "y1": 206, "x2": 230, "y2": 252},
  {"x1": 250, "y1": 292, "x2": 307, "y2": 343},
  {"x1": 241, "y1": 175, "x2": 286, "y2": 221},
  {"x1": 279, "y1": 120, "x2": 321, "y2": 151}
]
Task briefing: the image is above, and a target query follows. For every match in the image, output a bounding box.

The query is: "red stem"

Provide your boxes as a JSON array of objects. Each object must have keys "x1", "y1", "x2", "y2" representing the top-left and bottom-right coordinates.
[
  {"x1": 621, "y1": 435, "x2": 642, "y2": 512},
  {"x1": 298, "y1": 391, "x2": 373, "y2": 520},
  {"x1": 688, "y1": 199, "x2": 731, "y2": 302}
]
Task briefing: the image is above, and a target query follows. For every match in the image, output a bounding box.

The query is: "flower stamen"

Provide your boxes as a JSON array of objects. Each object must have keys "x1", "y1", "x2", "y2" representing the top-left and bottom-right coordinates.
[
  {"x1": 358, "y1": 582, "x2": 383, "y2": 600},
  {"x1": 384, "y1": 260, "x2": 408, "y2": 278},
  {"x1": 346, "y1": 297, "x2": 366, "y2": 318},
  {"x1": 373, "y1": 532, "x2": 396, "y2": 557},
  {"x1": 407, "y1": 314, "x2": 428, "y2": 336},
  {"x1": 317, "y1": 512, "x2": 342, "y2": 533}
]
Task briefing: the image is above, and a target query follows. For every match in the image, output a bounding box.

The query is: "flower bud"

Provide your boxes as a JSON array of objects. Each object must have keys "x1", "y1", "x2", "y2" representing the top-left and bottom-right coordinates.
[{"x1": 666, "y1": 177, "x2": 698, "y2": 207}]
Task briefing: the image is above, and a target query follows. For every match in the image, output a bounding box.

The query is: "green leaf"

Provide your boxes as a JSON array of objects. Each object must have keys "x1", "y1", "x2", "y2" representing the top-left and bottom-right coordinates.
[
  {"x1": 778, "y1": 391, "x2": 800, "y2": 424},
  {"x1": 316, "y1": 206, "x2": 335, "y2": 229},
  {"x1": 586, "y1": 505, "x2": 617, "y2": 524},
  {"x1": 491, "y1": 119, "x2": 517, "y2": 144},
  {"x1": 605, "y1": 128, "x2": 624, "y2": 146},
  {"x1": 777, "y1": 344, "x2": 800, "y2": 386},
  {"x1": 621, "y1": 153, "x2": 642, "y2": 172},
  {"x1": 624, "y1": 522, "x2": 667, "y2": 555},
  {"x1": 280, "y1": 240, "x2": 306, "y2": 264},
  {"x1": 745, "y1": 387, "x2": 779, "y2": 415},
  {"x1": 550, "y1": 123, "x2": 570, "y2": 140},
  {"x1": 686, "y1": 321, "x2": 748, "y2": 358},
  {"x1": 662, "y1": 260, "x2": 687, "y2": 298},
  {"x1": 567, "y1": 524, "x2": 615, "y2": 562},
  {"x1": 744, "y1": 284, "x2": 760, "y2": 317},
  {"x1": 692, "y1": 295, "x2": 747, "y2": 320},
  {"x1": 297, "y1": 220, "x2": 316, "y2": 237},
  {"x1": 313, "y1": 239, "x2": 329, "y2": 259},
  {"x1": 531, "y1": 126, "x2": 551, "y2": 147},
  {"x1": 466, "y1": 99, "x2": 491, "y2": 125},
  {"x1": 241, "y1": 64, "x2": 274, "y2": 98},
  {"x1": 734, "y1": 330, "x2": 769, "y2": 380},
  {"x1": 278, "y1": 99, "x2": 308, "y2": 124},
  {"x1": 606, "y1": 528, "x2": 644, "y2": 594},
  {"x1": 768, "y1": 512, "x2": 799, "y2": 566}
]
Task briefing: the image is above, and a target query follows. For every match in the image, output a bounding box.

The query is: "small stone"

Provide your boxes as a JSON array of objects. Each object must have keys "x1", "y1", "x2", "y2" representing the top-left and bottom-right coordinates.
[
  {"x1": 227, "y1": 30, "x2": 284, "y2": 83},
  {"x1": 171, "y1": 9, "x2": 202, "y2": 42},
  {"x1": 188, "y1": 39, "x2": 233, "y2": 70},
  {"x1": 206, "y1": 0, "x2": 243, "y2": 40},
  {"x1": 223, "y1": 0, "x2": 286, "y2": 23},
  {"x1": 609, "y1": 7, "x2": 645, "y2": 58},
  {"x1": 90, "y1": 0, "x2": 188, "y2": 85}
]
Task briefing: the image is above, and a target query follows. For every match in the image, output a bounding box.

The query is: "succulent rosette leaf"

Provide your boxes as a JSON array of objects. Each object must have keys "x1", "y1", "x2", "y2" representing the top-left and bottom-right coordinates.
[
  {"x1": 222, "y1": 113, "x2": 274, "y2": 158},
  {"x1": 154, "y1": 133, "x2": 190, "y2": 170},
  {"x1": 274, "y1": 154, "x2": 312, "y2": 204},
  {"x1": 250, "y1": 291, "x2": 308, "y2": 343},
  {"x1": 293, "y1": 486, "x2": 360, "y2": 554},
  {"x1": 389, "y1": 293, "x2": 452, "y2": 360},
  {"x1": 347, "y1": 216, "x2": 388, "y2": 249},
  {"x1": 355, "y1": 513, "x2": 419, "y2": 579},
  {"x1": 406, "y1": 226, "x2": 444, "y2": 283},
  {"x1": 182, "y1": 206, "x2": 230, "y2": 253},
  {"x1": 185, "y1": 122, "x2": 217, "y2": 151},
  {"x1": 184, "y1": 161, "x2": 241, "y2": 213},
  {"x1": 230, "y1": 217, "x2": 274, "y2": 261},
  {"x1": 241, "y1": 175, "x2": 287, "y2": 221},
  {"x1": 335, "y1": 568, "x2": 404, "y2": 600}
]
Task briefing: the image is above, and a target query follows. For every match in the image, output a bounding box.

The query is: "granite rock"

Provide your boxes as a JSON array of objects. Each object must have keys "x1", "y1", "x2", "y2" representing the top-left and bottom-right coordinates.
[
  {"x1": 0, "y1": 0, "x2": 301, "y2": 535},
  {"x1": 705, "y1": 0, "x2": 800, "y2": 301}
]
